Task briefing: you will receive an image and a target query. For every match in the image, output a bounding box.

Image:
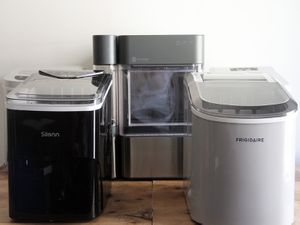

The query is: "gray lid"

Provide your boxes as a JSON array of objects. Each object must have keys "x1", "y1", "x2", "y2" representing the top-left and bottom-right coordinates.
[
  {"x1": 7, "y1": 70, "x2": 112, "y2": 106},
  {"x1": 118, "y1": 35, "x2": 204, "y2": 65},
  {"x1": 186, "y1": 73, "x2": 298, "y2": 119},
  {"x1": 93, "y1": 35, "x2": 117, "y2": 65}
]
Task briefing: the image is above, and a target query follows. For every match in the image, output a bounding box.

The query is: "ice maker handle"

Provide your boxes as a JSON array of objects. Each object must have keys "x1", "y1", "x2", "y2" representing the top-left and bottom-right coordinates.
[{"x1": 38, "y1": 70, "x2": 105, "y2": 79}]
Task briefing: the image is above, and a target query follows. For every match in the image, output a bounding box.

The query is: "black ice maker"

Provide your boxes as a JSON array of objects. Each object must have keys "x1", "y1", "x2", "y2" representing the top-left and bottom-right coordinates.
[{"x1": 6, "y1": 70, "x2": 112, "y2": 221}]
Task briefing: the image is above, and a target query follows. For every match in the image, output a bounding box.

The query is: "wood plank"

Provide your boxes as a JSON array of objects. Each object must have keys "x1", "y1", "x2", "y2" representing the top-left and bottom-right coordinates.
[
  {"x1": 152, "y1": 180, "x2": 195, "y2": 225},
  {"x1": 0, "y1": 169, "x2": 9, "y2": 224},
  {"x1": 96, "y1": 181, "x2": 153, "y2": 225}
]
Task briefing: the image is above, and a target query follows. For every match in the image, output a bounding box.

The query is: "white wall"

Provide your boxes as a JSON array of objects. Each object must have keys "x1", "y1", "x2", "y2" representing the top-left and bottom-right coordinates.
[{"x1": 0, "y1": 0, "x2": 300, "y2": 162}]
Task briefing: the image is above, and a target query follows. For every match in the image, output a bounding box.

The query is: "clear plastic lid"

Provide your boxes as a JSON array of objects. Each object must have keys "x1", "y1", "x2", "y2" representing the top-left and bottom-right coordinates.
[
  {"x1": 186, "y1": 73, "x2": 297, "y2": 119},
  {"x1": 7, "y1": 70, "x2": 112, "y2": 110},
  {"x1": 198, "y1": 82, "x2": 289, "y2": 107}
]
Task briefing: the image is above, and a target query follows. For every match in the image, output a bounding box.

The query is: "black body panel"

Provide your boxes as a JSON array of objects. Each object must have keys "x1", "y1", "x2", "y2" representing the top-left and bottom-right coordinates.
[{"x1": 7, "y1": 109, "x2": 111, "y2": 221}]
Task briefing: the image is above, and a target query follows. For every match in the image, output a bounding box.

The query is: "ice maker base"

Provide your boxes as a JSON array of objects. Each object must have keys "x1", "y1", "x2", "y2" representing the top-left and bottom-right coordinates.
[{"x1": 120, "y1": 136, "x2": 183, "y2": 179}]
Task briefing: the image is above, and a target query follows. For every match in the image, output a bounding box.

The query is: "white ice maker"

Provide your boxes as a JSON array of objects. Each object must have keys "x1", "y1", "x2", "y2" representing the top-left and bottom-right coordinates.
[{"x1": 185, "y1": 67, "x2": 298, "y2": 225}]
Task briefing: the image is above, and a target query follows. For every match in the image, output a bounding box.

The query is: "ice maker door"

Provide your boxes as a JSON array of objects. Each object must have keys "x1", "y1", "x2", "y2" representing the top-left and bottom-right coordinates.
[{"x1": 119, "y1": 65, "x2": 194, "y2": 136}]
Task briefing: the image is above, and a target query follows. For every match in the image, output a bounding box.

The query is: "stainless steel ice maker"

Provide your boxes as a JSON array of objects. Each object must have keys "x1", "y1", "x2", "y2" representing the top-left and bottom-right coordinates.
[{"x1": 118, "y1": 35, "x2": 204, "y2": 179}]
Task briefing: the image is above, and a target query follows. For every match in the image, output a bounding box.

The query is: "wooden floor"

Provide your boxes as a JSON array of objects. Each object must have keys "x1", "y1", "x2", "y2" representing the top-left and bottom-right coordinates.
[{"x1": 1, "y1": 169, "x2": 300, "y2": 225}]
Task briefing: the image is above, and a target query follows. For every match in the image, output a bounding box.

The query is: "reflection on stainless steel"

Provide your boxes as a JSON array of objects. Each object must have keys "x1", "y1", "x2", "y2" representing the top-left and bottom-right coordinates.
[{"x1": 121, "y1": 137, "x2": 183, "y2": 178}]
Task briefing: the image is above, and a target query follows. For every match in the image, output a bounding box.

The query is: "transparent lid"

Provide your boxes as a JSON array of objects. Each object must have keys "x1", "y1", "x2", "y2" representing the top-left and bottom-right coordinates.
[
  {"x1": 186, "y1": 73, "x2": 297, "y2": 119},
  {"x1": 199, "y1": 82, "x2": 289, "y2": 107},
  {"x1": 7, "y1": 70, "x2": 112, "y2": 106}
]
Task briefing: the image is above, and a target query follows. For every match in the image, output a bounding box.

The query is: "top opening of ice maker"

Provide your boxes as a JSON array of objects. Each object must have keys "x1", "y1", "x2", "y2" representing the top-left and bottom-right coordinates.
[
  {"x1": 202, "y1": 72, "x2": 275, "y2": 82},
  {"x1": 186, "y1": 69, "x2": 298, "y2": 119},
  {"x1": 6, "y1": 71, "x2": 112, "y2": 111}
]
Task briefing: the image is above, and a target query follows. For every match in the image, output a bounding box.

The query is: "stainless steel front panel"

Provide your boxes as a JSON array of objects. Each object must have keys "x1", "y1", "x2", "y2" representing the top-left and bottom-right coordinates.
[{"x1": 121, "y1": 137, "x2": 183, "y2": 179}]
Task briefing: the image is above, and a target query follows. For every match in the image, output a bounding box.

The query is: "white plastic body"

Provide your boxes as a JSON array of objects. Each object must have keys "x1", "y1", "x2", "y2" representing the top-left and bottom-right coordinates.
[
  {"x1": 187, "y1": 112, "x2": 297, "y2": 225},
  {"x1": 1, "y1": 73, "x2": 31, "y2": 168},
  {"x1": 0, "y1": 79, "x2": 6, "y2": 168}
]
